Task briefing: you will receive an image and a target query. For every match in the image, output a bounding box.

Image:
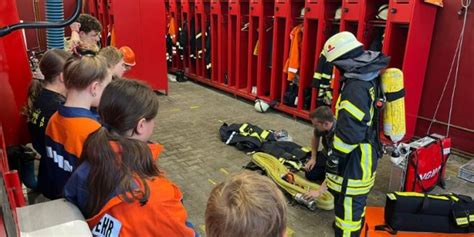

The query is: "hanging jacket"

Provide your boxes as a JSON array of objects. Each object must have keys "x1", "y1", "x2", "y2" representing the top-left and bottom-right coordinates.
[
  {"x1": 312, "y1": 53, "x2": 334, "y2": 106},
  {"x1": 253, "y1": 39, "x2": 259, "y2": 56},
  {"x1": 283, "y1": 24, "x2": 303, "y2": 81},
  {"x1": 177, "y1": 21, "x2": 188, "y2": 61},
  {"x1": 189, "y1": 17, "x2": 196, "y2": 61},
  {"x1": 219, "y1": 123, "x2": 275, "y2": 152},
  {"x1": 166, "y1": 34, "x2": 173, "y2": 66},
  {"x1": 204, "y1": 21, "x2": 211, "y2": 77},
  {"x1": 168, "y1": 16, "x2": 178, "y2": 45}
]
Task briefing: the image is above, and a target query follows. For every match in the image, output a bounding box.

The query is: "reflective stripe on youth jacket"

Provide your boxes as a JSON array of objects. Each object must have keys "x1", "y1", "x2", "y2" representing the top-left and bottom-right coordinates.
[{"x1": 40, "y1": 106, "x2": 101, "y2": 199}]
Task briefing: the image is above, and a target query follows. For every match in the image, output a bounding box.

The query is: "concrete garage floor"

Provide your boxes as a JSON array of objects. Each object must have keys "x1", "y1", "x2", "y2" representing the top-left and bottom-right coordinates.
[{"x1": 153, "y1": 80, "x2": 474, "y2": 237}]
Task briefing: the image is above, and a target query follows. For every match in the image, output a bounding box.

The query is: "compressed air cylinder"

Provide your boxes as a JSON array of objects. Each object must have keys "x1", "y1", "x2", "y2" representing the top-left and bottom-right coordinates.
[{"x1": 381, "y1": 68, "x2": 406, "y2": 143}]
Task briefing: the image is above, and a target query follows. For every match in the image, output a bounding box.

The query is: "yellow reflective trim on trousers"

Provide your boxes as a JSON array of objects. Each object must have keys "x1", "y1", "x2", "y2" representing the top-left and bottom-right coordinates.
[
  {"x1": 239, "y1": 123, "x2": 249, "y2": 134},
  {"x1": 335, "y1": 216, "x2": 361, "y2": 231},
  {"x1": 339, "y1": 100, "x2": 365, "y2": 121},
  {"x1": 260, "y1": 130, "x2": 270, "y2": 140},
  {"x1": 326, "y1": 173, "x2": 376, "y2": 187},
  {"x1": 249, "y1": 132, "x2": 262, "y2": 142},
  {"x1": 327, "y1": 182, "x2": 372, "y2": 196},
  {"x1": 344, "y1": 197, "x2": 353, "y2": 221},
  {"x1": 326, "y1": 178, "x2": 373, "y2": 196},
  {"x1": 334, "y1": 135, "x2": 358, "y2": 154},
  {"x1": 360, "y1": 144, "x2": 373, "y2": 180}
]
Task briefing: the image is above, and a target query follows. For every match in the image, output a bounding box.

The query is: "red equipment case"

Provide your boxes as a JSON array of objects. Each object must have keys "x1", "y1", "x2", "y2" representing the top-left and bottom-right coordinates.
[{"x1": 403, "y1": 135, "x2": 451, "y2": 192}]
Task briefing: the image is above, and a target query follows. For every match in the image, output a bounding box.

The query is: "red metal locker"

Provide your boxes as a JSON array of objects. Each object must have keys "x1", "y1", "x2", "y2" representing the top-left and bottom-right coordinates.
[
  {"x1": 383, "y1": 0, "x2": 437, "y2": 140},
  {"x1": 181, "y1": 0, "x2": 195, "y2": 73},
  {"x1": 229, "y1": 0, "x2": 251, "y2": 99},
  {"x1": 248, "y1": 0, "x2": 274, "y2": 101},
  {"x1": 169, "y1": 0, "x2": 183, "y2": 70},
  {"x1": 194, "y1": 0, "x2": 210, "y2": 79},
  {"x1": 272, "y1": 0, "x2": 306, "y2": 114},
  {"x1": 211, "y1": 0, "x2": 229, "y2": 85},
  {"x1": 112, "y1": 0, "x2": 168, "y2": 93}
]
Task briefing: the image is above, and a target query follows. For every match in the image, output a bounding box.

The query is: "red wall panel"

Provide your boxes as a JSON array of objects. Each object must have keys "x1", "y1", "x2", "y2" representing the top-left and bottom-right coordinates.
[
  {"x1": 112, "y1": 0, "x2": 168, "y2": 92},
  {"x1": 0, "y1": 0, "x2": 33, "y2": 146},
  {"x1": 416, "y1": 3, "x2": 474, "y2": 153}
]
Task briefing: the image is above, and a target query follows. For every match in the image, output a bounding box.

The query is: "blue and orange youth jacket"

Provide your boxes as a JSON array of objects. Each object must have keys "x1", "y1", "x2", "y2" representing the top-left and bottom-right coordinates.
[
  {"x1": 64, "y1": 143, "x2": 164, "y2": 214},
  {"x1": 87, "y1": 176, "x2": 196, "y2": 237},
  {"x1": 65, "y1": 143, "x2": 196, "y2": 237},
  {"x1": 39, "y1": 106, "x2": 101, "y2": 199}
]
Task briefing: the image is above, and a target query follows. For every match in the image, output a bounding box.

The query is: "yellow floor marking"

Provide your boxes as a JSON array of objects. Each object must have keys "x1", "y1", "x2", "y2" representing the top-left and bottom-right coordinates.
[
  {"x1": 208, "y1": 179, "x2": 217, "y2": 185},
  {"x1": 219, "y1": 168, "x2": 229, "y2": 175},
  {"x1": 190, "y1": 106, "x2": 200, "y2": 109}
]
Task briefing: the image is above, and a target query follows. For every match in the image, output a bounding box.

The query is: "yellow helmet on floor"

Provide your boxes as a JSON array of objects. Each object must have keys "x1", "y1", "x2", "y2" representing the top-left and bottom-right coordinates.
[{"x1": 323, "y1": 31, "x2": 363, "y2": 62}]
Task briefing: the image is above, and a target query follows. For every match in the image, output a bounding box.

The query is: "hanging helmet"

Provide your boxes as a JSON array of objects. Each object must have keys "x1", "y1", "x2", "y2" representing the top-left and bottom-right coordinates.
[
  {"x1": 254, "y1": 99, "x2": 270, "y2": 113},
  {"x1": 334, "y1": 7, "x2": 342, "y2": 20},
  {"x1": 376, "y1": 4, "x2": 389, "y2": 21},
  {"x1": 322, "y1": 31, "x2": 363, "y2": 62},
  {"x1": 119, "y1": 46, "x2": 136, "y2": 66}
]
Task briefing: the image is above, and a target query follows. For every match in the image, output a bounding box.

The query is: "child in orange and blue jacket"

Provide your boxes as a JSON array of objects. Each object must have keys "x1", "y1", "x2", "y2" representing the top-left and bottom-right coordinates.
[
  {"x1": 23, "y1": 49, "x2": 70, "y2": 190},
  {"x1": 39, "y1": 54, "x2": 112, "y2": 199},
  {"x1": 64, "y1": 79, "x2": 197, "y2": 237}
]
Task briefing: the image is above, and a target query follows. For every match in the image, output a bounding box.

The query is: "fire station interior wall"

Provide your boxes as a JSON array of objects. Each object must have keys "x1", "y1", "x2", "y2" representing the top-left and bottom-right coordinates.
[
  {"x1": 15, "y1": 0, "x2": 77, "y2": 50},
  {"x1": 415, "y1": 3, "x2": 474, "y2": 154},
  {"x1": 7, "y1": 0, "x2": 474, "y2": 154}
]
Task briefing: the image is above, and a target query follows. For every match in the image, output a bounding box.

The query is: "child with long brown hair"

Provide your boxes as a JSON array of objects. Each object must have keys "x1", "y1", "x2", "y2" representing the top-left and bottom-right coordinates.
[
  {"x1": 39, "y1": 54, "x2": 112, "y2": 199},
  {"x1": 64, "y1": 79, "x2": 196, "y2": 237},
  {"x1": 23, "y1": 49, "x2": 71, "y2": 190}
]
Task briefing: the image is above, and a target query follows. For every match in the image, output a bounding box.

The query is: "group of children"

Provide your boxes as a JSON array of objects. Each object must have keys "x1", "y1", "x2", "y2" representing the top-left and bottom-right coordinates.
[{"x1": 22, "y1": 14, "x2": 290, "y2": 237}]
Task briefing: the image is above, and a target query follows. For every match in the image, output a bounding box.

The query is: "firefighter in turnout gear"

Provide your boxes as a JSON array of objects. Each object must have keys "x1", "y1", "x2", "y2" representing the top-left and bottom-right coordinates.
[{"x1": 318, "y1": 31, "x2": 390, "y2": 237}]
